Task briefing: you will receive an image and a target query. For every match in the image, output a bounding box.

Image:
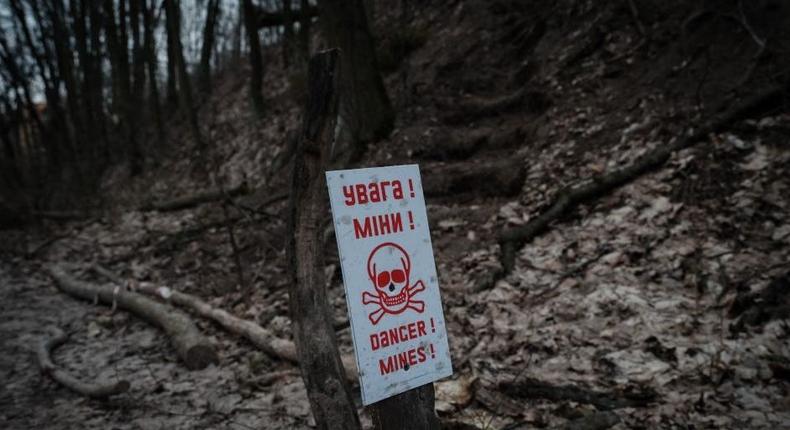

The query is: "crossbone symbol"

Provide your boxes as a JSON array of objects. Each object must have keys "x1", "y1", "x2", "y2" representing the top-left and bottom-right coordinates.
[{"x1": 362, "y1": 242, "x2": 425, "y2": 325}]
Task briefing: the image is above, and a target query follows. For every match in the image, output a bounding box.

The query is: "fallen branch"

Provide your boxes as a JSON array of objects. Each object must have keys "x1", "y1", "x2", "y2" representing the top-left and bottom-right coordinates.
[
  {"x1": 497, "y1": 81, "x2": 790, "y2": 279},
  {"x1": 37, "y1": 327, "x2": 130, "y2": 398},
  {"x1": 500, "y1": 377, "x2": 656, "y2": 410},
  {"x1": 91, "y1": 264, "x2": 358, "y2": 381},
  {"x1": 45, "y1": 265, "x2": 218, "y2": 370},
  {"x1": 140, "y1": 182, "x2": 249, "y2": 212}
]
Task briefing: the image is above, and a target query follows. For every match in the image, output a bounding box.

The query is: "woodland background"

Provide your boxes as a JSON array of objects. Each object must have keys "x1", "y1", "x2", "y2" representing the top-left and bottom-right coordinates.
[{"x1": 1, "y1": 0, "x2": 789, "y2": 429}]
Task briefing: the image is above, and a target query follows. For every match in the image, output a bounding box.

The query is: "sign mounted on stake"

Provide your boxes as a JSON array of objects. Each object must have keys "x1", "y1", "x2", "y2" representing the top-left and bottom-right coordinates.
[{"x1": 326, "y1": 164, "x2": 453, "y2": 405}]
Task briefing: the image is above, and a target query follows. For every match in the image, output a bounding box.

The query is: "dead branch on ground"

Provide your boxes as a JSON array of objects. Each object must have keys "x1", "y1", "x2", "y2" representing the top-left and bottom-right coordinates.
[
  {"x1": 91, "y1": 264, "x2": 358, "y2": 381},
  {"x1": 46, "y1": 265, "x2": 218, "y2": 370},
  {"x1": 495, "y1": 81, "x2": 790, "y2": 283},
  {"x1": 140, "y1": 182, "x2": 249, "y2": 212},
  {"x1": 37, "y1": 327, "x2": 130, "y2": 398},
  {"x1": 501, "y1": 377, "x2": 657, "y2": 411}
]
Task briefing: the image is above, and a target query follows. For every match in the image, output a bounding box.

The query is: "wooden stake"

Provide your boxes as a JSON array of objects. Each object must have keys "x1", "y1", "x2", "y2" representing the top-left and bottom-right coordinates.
[{"x1": 286, "y1": 49, "x2": 360, "y2": 430}]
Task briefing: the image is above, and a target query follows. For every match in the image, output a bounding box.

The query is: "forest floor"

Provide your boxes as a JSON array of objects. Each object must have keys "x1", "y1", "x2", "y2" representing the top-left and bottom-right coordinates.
[{"x1": 2, "y1": 1, "x2": 790, "y2": 429}]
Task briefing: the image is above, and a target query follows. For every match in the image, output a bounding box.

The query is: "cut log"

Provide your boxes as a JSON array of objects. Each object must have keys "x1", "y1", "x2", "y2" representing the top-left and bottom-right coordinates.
[
  {"x1": 500, "y1": 377, "x2": 656, "y2": 411},
  {"x1": 140, "y1": 182, "x2": 250, "y2": 212},
  {"x1": 423, "y1": 158, "x2": 526, "y2": 198},
  {"x1": 496, "y1": 81, "x2": 790, "y2": 279},
  {"x1": 91, "y1": 264, "x2": 359, "y2": 381},
  {"x1": 45, "y1": 265, "x2": 218, "y2": 370},
  {"x1": 37, "y1": 327, "x2": 130, "y2": 398},
  {"x1": 287, "y1": 49, "x2": 361, "y2": 430}
]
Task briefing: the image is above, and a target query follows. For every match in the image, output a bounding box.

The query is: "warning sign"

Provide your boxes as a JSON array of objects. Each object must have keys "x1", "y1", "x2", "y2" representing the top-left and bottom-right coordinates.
[{"x1": 326, "y1": 164, "x2": 453, "y2": 405}]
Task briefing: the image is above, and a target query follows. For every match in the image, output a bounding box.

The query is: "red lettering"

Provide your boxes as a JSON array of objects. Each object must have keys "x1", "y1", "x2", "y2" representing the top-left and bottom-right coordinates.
[
  {"x1": 392, "y1": 180, "x2": 404, "y2": 199},
  {"x1": 379, "y1": 356, "x2": 395, "y2": 375},
  {"x1": 370, "y1": 334, "x2": 380, "y2": 351},
  {"x1": 378, "y1": 345, "x2": 433, "y2": 375},
  {"x1": 369, "y1": 183, "x2": 381, "y2": 202},
  {"x1": 417, "y1": 345, "x2": 427, "y2": 362},
  {"x1": 351, "y1": 213, "x2": 404, "y2": 240},
  {"x1": 343, "y1": 185, "x2": 355, "y2": 206},
  {"x1": 355, "y1": 184, "x2": 368, "y2": 204},
  {"x1": 417, "y1": 320, "x2": 426, "y2": 337},
  {"x1": 392, "y1": 212, "x2": 403, "y2": 232},
  {"x1": 399, "y1": 325, "x2": 409, "y2": 341},
  {"x1": 378, "y1": 214, "x2": 390, "y2": 235},
  {"x1": 408, "y1": 349, "x2": 418, "y2": 366},
  {"x1": 340, "y1": 180, "x2": 412, "y2": 207},
  {"x1": 397, "y1": 351, "x2": 409, "y2": 369},
  {"x1": 381, "y1": 181, "x2": 391, "y2": 200},
  {"x1": 353, "y1": 217, "x2": 371, "y2": 239}
]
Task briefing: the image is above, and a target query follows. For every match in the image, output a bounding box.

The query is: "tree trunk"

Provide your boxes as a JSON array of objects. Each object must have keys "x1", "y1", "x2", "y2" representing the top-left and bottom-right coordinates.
[
  {"x1": 49, "y1": 0, "x2": 82, "y2": 162},
  {"x1": 242, "y1": 0, "x2": 265, "y2": 116},
  {"x1": 143, "y1": 0, "x2": 164, "y2": 139},
  {"x1": 371, "y1": 385, "x2": 440, "y2": 430},
  {"x1": 103, "y1": 0, "x2": 138, "y2": 169},
  {"x1": 128, "y1": 0, "x2": 145, "y2": 173},
  {"x1": 165, "y1": 1, "x2": 178, "y2": 105},
  {"x1": 45, "y1": 265, "x2": 218, "y2": 370},
  {"x1": 281, "y1": 0, "x2": 294, "y2": 67},
  {"x1": 286, "y1": 49, "x2": 360, "y2": 430},
  {"x1": 317, "y1": 0, "x2": 393, "y2": 158},
  {"x1": 297, "y1": 0, "x2": 312, "y2": 62},
  {"x1": 164, "y1": 0, "x2": 203, "y2": 147},
  {"x1": 71, "y1": 0, "x2": 101, "y2": 161},
  {"x1": 87, "y1": 0, "x2": 109, "y2": 157},
  {"x1": 199, "y1": 0, "x2": 221, "y2": 92}
]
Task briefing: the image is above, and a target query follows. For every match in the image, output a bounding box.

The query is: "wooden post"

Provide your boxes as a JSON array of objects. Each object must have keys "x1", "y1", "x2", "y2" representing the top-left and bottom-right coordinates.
[
  {"x1": 371, "y1": 384, "x2": 440, "y2": 430},
  {"x1": 286, "y1": 49, "x2": 361, "y2": 430}
]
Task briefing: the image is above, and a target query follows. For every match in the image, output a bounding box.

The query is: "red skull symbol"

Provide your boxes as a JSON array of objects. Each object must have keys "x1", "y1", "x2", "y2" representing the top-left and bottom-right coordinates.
[{"x1": 362, "y1": 242, "x2": 425, "y2": 325}]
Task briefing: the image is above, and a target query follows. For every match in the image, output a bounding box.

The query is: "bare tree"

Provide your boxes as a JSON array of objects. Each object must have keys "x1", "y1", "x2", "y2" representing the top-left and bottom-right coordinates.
[
  {"x1": 317, "y1": 0, "x2": 394, "y2": 159},
  {"x1": 164, "y1": 0, "x2": 203, "y2": 147},
  {"x1": 199, "y1": 0, "x2": 222, "y2": 92},
  {"x1": 242, "y1": 0, "x2": 265, "y2": 116}
]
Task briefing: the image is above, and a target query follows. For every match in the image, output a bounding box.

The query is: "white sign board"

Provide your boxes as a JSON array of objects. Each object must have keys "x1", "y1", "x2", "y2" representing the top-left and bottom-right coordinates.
[{"x1": 326, "y1": 164, "x2": 453, "y2": 405}]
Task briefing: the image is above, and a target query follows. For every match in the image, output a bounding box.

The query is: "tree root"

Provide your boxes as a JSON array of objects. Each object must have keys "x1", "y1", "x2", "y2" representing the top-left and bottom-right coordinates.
[
  {"x1": 45, "y1": 265, "x2": 218, "y2": 370},
  {"x1": 500, "y1": 377, "x2": 657, "y2": 411},
  {"x1": 140, "y1": 182, "x2": 249, "y2": 212},
  {"x1": 495, "y1": 81, "x2": 789, "y2": 283},
  {"x1": 37, "y1": 327, "x2": 130, "y2": 398}
]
